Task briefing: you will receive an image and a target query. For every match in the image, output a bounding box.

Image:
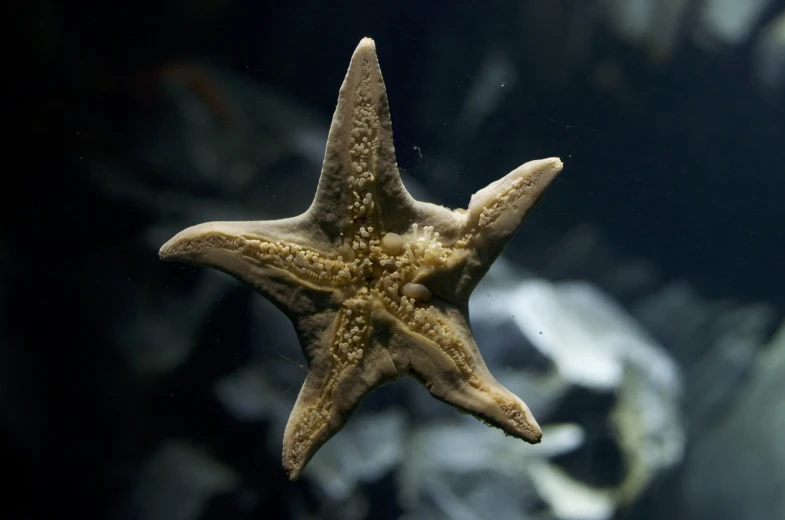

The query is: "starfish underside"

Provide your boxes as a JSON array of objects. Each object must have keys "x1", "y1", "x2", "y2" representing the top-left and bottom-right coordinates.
[{"x1": 160, "y1": 37, "x2": 564, "y2": 480}]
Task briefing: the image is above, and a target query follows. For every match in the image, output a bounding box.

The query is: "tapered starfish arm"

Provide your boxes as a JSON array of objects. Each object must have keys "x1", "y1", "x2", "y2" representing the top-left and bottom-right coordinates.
[
  {"x1": 159, "y1": 217, "x2": 348, "y2": 316},
  {"x1": 386, "y1": 303, "x2": 542, "y2": 443},
  {"x1": 462, "y1": 157, "x2": 563, "y2": 264},
  {"x1": 409, "y1": 157, "x2": 564, "y2": 301},
  {"x1": 282, "y1": 302, "x2": 398, "y2": 480},
  {"x1": 307, "y1": 37, "x2": 417, "y2": 244}
]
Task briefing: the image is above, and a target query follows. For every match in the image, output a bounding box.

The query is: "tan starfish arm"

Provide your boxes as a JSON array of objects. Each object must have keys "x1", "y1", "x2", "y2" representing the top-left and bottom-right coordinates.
[
  {"x1": 308, "y1": 37, "x2": 417, "y2": 245},
  {"x1": 282, "y1": 303, "x2": 399, "y2": 480},
  {"x1": 408, "y1": 157, "x2": 563, "y2": 301},
  {"x1": 462, "y1": 157, "x2": 563, "y2": 261},
  {"x1": 159, "y1": 217, "x2": 349, "y2": 316},
  {"x1": 386, "y1": 303, "x2": 542, "y2": 443}
]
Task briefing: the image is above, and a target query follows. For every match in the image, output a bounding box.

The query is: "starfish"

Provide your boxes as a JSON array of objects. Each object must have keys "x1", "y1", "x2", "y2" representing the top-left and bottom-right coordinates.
[{"x1": 159, "y1": 37, "x2": 563, "y2": 480}]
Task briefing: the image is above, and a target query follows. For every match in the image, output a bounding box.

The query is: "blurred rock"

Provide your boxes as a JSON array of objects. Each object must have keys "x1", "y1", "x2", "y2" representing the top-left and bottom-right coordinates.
[
  {"x1": 134, "y1": 440, "x2": 240, "y2": 520},
  {"x1": 520, "y1": 225, "x2": 660, "y2": 302},
  {"x1": 402, "y1": 275, "x2": 684, "y2": 520},
  {"x1": 399, "y1": 421, "x2": 584, "y2": 520},
  {"x1": 633, "y1": 282, "x2": 777, "y2": 433},
  {"x1": 213, "y1": 362, "x2": 292, "y2": 424},
  {"x1": 306, "y1": 409, "x2": 406, "y2": 503},
  {"x1": 529, "y1": 460, "x2": 615, "y2": 520},
  {"x1": 118, "y1": 269, "x2": 232, "y2": 376},
  {"x1": 679, "y1": 319, "x2": 785, "y2": 520},
  {"x1": 603, "y1": 0, "x2": 691, "y2": 60},
  {"x1": 136, "y1": 62, "x2": 328, "y2": 201},
  {"x1": 505, "y1": 279, "x2": 679, "y2": 392},
  {"x1": 753, "y1": 9, "x2": 785, "y2": 88},
  {"x1": 213, "y1": 357, "x2": 301, "y2": 459},
  {"x1": 512, "y1": 279, "x2": 683, "y2": 508},
  {"x1": 695, "y1": 0, "x2": 774, "y2": 47},
  {"x1": 89, "y1": 65, "x2": 325, "y2": 227},
  {"x1": 595, "y1": 0, "x2": 780, "y2": 65}
]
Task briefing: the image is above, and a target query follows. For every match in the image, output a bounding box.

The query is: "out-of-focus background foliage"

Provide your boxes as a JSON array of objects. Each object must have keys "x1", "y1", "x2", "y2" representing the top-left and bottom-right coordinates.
[{"x1": 4, "y1": 1, "x2": 785, "y2": 519}]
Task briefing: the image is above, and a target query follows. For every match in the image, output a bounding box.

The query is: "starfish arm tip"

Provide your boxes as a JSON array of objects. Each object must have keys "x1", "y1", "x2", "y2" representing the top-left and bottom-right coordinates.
[
  {"x1": 157, "y1": 222, "x2": 216, "y2": 261},
  {"x1": 524, "y1": 417, "x2": 544, "y2": 444},
  {"x1": 350, "y1": 37, "x2": 378, "y2": 63},
  {"x1": 485, "y1": 392, "x2": 544, "y2": 445},
  {"x1": 159, "y1": 231, "x2": 192, "y2": 261},
  {"x1": 158, "y1": 231, "x2": 186, "y2": 261},
  {"x1": 283, "y1": 460, "x2": 303, "y2": 481}
]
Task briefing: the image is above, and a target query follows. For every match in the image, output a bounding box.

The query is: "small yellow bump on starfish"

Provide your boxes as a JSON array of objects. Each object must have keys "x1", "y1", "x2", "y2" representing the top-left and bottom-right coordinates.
[
  {"x1": 381, "y1": 232, "x2": 403, "y2": 256},
  {"x1": 337, "y1": 244, "x2": 355, "y2": 262},
  {"x1": 401, "y1": 282, "x2": 432, "y2": 301}
]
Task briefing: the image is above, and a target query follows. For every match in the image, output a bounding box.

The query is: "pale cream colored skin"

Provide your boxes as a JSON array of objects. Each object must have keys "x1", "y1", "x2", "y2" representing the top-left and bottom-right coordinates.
[{"x1": 160, "y1": 38, "x2": 563, "y2": 481}]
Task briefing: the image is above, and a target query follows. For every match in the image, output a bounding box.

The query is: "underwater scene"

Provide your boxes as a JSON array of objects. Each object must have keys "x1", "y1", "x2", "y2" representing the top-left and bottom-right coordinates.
[{"x1": 6, "y1": 1, "x2": 785, "y2": 519}]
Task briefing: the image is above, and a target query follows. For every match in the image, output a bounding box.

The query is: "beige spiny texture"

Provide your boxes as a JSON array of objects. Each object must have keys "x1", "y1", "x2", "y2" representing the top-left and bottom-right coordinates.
[{"x1": 159, "y1": 37, "x2": 564, "y2": 480}]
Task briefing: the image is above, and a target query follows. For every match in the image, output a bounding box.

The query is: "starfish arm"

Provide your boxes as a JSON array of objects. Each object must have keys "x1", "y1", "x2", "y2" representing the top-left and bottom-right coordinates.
[
  {"x1": 159, "y1": 217, "x2": 346, "y2": 316},
  {"x1": 374, "y1": 158, "x2": 564, "y2": 303},
  {"x1": 282, "y1": 303, "x2": 398, "y2": 480},
  {"x1": 308, "y1": 37, "x2": 416, "y2": 244},
  {"x1": 463, "y1": 157, "x2": 563, "y2": 262},
  {"x1": 385, "y1": 302, "x2": 542, "y2": 443}
]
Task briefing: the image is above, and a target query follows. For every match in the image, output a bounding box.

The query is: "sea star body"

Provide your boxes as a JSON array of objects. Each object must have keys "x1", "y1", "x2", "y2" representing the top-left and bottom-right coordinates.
[{"x1": 160, "y1": 37, "x2": 563, "y2": 480}]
